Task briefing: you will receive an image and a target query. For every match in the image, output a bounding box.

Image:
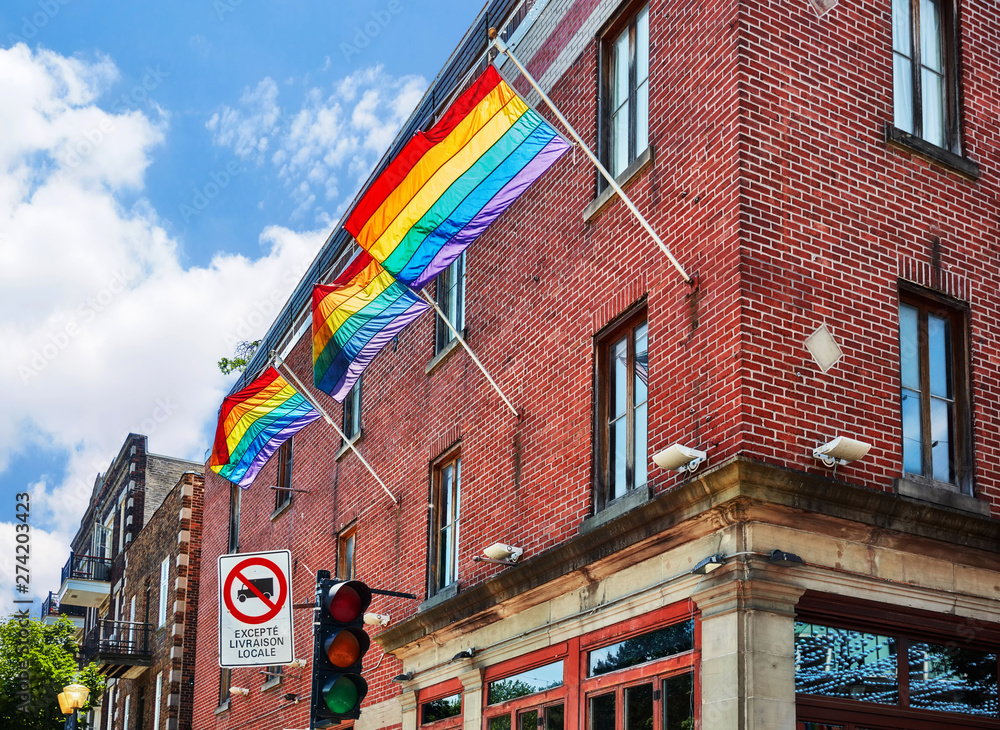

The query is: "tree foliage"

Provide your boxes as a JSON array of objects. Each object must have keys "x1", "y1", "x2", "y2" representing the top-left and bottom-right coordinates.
[
  {"x1": 0, "y1": 616, "x2": 105, "y2": 729},
  {"x1": 217, "y1": 340, "x2": 261, "y2": 374}
]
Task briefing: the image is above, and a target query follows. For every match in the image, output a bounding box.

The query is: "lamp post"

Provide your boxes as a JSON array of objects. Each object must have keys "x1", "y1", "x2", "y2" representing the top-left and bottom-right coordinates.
[{"x1": 61, "y1": 683, "x2": 90, "y2": 730}]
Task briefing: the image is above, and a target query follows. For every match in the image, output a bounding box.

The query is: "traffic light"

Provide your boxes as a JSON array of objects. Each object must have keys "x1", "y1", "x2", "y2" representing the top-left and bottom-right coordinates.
[{"x1": 311, "y1": 571, "x2": 372, "y2": 728}]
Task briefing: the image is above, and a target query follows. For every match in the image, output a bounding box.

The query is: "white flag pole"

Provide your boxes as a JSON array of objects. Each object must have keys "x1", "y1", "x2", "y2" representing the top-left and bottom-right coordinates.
[
  {"x1": 272, "y1": 353, "x2": 398, "y2": 506},
  {"x1": 418, "y1": 288, "x2": 520, "y2": 419},
  {"x1": 490, "y1": 31, "x2": 694, "y2": 286}
]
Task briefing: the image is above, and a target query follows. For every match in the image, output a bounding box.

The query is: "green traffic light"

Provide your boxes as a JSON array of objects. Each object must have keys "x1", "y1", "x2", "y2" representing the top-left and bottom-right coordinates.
[{"x1": 323, "y1": 675, "x2": 359, "y2": 714}]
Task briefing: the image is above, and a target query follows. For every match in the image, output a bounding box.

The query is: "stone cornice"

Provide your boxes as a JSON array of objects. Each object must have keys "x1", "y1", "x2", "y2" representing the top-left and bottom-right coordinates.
[{"x1": 377, "y1": 457, "x2": 999, "y2": 653}]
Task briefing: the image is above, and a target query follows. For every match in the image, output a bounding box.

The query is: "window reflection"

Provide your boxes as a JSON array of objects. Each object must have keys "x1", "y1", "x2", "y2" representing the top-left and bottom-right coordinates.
[
  {"x1": 488, "y1": 661, "x2": 564, "y2": 705},
  {"x1": 908, "y1": 641, "x2": 998, "y2": 717},
  {"x1": 794, "y1": 623, "x2": 898, "y2": 705},
  {"x1": 589, "y1": 621, "x2": 693, "y2": 677},
  {"x1": 422, "y1": 693, "x2": 461, "y2": 724}
]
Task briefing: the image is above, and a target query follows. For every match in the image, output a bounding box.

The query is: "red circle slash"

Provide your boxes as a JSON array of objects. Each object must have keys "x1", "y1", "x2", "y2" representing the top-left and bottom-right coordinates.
[{"x1": 223, "y1": 556, "x2": 287, "y2": 625}]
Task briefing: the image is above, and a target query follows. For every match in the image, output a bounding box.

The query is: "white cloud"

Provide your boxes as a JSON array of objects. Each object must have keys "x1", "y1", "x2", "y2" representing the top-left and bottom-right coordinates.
[
  {"x1": 206, "y1": 77, "x2": 281, "y2": 162},
  {"x1": 0, "y1": 44, "x2": 327, "y2": 617},
  {"x1": 207, "y1": 64, "x2": 426, "y2": 223}
]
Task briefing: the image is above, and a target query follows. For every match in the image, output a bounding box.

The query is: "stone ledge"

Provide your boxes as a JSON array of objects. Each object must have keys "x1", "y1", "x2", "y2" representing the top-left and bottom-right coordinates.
[
  {"x1": 335, "y1": 430, "x2": 364, "y2": 461},
  {"x1": 895, "y1": 477, "x2": 990, "y2": 517},
  {"x1": 425, "y1": 331, "x2": 465, "y2": 375},
  {"x1": 580, "y1": 486, "x2": 652, "y2": 535},
  {"x1": 377, "y1": 457, "x2": 999, "y2": 653},
  {"x1": 418, "y1": 582, "x2": 458, "y2": 613},
  {"x1": 582, "y1": 146, "x2": 654, "y2": 223}
]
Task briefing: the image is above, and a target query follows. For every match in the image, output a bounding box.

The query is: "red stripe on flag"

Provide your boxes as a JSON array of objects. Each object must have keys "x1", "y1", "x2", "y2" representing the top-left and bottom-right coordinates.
[
  {"x1": 210, "y1": 367, "x2": 282, "y2": 467},
  {"x1": 344, "y1": 65, "x2": 504, "y2": 237}
]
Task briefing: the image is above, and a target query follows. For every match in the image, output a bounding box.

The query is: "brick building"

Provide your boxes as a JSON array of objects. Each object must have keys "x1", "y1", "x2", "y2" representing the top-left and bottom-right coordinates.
[
  {"x1": 193, "y1": 1, "x2": 1000, "y2": 729},
  {"x1": 53, "y1": 434, "x2": 203, "y2": 730}
]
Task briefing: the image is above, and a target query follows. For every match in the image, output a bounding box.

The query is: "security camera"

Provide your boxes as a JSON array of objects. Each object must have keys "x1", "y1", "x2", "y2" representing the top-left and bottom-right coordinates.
[
  {"x1": 812, "y1": 436, "x2": 871, "y2": 467},
  {"x1": 364, "y1": 613, "x2": 391, "y2": 627},
  {"x1": 229, "y1": 687, "x2": 250, "y2": 697},
  {"x1": 483, "y1": 543, "x2": 523, "y2": 562},
  {"x1": 652, "y1": 444, "x2": 707, "y2": 473}
]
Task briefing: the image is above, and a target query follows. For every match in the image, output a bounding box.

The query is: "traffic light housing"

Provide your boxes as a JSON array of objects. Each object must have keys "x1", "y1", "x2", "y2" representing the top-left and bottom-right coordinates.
[{"x1": 310, "y1": 571, "x2": 372, "y2": 728}]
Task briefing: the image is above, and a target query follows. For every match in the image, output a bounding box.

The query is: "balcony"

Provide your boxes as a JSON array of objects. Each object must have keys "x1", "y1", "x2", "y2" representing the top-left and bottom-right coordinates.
[
  {"x1": 82, "y1": 619, "x2": 152, "y2": 680},
  {"x1": 57, "y1": 553, "x2": 112, "y2": 608},
  {"x1": 40, "y1": 591, "x2": 86, "y2": 633}
]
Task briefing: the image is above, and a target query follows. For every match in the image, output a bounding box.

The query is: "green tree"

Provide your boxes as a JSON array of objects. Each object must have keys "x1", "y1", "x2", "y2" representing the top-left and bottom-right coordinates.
[
  {"x1": 0, "y1": 615, "x2": 105, "y2": 729},
  {"x1": 218, "y1": 340, "x2": 261, "y2": 374}
]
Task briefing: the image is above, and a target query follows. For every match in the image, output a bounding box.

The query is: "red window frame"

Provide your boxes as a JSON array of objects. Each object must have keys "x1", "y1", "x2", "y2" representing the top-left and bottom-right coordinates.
[
  {"x1": 481, "y1": 601, "x2": 700, "y2": 730},
  {"x1": 795, "y1": 592, "x2": 1000, "y2": 730},
  {"x1": 420, "y1": 678, "x2": 464, "y2": 730}
]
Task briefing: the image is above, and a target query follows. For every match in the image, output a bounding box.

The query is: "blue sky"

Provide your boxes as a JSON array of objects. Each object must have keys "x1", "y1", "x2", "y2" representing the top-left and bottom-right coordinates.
[{"x1": 0, "y1": 0, "x2": 478, "y2": 616}]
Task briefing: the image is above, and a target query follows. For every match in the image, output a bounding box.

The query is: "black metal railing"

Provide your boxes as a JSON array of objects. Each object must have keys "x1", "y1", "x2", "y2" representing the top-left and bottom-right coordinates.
[
  {"x1": 82, "y1": 620, "x2": 152, "y2": 664},
  {"x1": 60, "y1": 552, "x2": 113, "y2": 584},
  {"x1": 41, "y1": 591, "x2": 86, "y2": 619}
]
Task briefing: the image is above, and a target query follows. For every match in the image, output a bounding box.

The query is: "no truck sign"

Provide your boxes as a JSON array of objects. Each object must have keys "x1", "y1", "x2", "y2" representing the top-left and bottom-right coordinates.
[{"x1": 218, "y1": 550, "x2": 294, "y2": 667}]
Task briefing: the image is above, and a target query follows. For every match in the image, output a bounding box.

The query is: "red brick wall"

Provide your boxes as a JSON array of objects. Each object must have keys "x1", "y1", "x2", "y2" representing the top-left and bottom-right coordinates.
[
  {"x1": 192, "y1": 0, "x2": 1000, "y2": 727},
  {"x1": 733, "y1": 0, "x2": 1000, "y2": 505}
]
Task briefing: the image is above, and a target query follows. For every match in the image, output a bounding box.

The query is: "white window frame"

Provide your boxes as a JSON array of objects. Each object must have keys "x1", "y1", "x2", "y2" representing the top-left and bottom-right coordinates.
[
  {"x1": 158, "y1": 557, "x2": 169, "y2": 627},
  {"x1": 153, "y1": 671, "x2": 163, "y2": 729}
]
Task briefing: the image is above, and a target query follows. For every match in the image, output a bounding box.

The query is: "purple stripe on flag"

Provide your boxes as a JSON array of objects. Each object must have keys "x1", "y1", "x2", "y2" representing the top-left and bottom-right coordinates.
[
  {"x1": 236, "y1": 417, "x2": 318, "y2": 488},
  {"x1": 328, "y1": 300, "x2": 429, "y2": 402},
  {"x1": 408, "y1": 135, "x2": 570, "y2": 288}
]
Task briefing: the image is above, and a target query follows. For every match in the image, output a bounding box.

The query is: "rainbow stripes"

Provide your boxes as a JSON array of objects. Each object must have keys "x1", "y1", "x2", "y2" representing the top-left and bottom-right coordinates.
[
  {"x1": 210, "y1": 367, "x2": 320, "y2": 488},
  {"x1": 345, "y1": 65, "x2": 569, "y2": 288},
  {"x1": 313, "y1": 252, "x2": 429, "y2": 401}
]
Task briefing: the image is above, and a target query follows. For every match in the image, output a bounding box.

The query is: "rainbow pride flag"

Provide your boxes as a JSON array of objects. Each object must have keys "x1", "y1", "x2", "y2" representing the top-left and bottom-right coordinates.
[
  {"x1": 313, "y1": 251, "x2": 429, "y2": 401},
  {"x1": 345, "y1": 65, "x2": 569, "y2": 288},
  {"x1": 210, "y1": 367, "x2": 321, "y2": 488}
]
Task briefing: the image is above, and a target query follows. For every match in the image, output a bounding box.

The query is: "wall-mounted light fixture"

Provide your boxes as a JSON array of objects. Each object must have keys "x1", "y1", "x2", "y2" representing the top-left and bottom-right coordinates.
[
  {"x1": 653, "y1": 444, "x2": 707, "y2": 473},
  {"x1": 813, "y1": 436, "x2": 871, "y2": 467},
  {"x1": 691, "y1": 554, "x2": 726, "y2": 575},
  {"x1": 451, "y1": 648, "x2": 475, "y2": 662},
  {"x1": 769, "y1": 549, "x2": 804, "y2": 566},
  {"x1": 474, "y1": 543, "x2": 523, "y2": 566}
]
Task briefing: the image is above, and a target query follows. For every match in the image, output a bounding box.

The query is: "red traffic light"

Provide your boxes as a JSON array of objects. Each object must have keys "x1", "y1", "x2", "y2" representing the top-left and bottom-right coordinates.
[{"x1": 323, "y1": 581, "x2": 372, "y2": 623}]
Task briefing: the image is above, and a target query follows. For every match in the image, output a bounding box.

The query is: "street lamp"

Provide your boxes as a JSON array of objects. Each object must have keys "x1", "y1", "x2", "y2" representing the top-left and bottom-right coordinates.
[
  {"x1": 61, "y1": 683, "x2": 90, "y2": 730},
  {"x1": 63, "y1": 684, "x2": 90, "y2": 709}
]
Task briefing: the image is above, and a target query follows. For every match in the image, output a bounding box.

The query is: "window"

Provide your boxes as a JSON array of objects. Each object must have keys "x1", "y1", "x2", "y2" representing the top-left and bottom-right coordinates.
[
  {"x1": 274, "y1": 438, "x2": 293, "y2": 511},
  {"x1": 264, "y1": 664, "x2": 283, "y2": 688},
  {"x1": 118, "y1": 497, "x2": 127, "y2": 554},
  {"x1": 338, "y1": 524, "x2": 357, "y2": 581},
  {"x1": 435, "y1": 253, "x2": 466, "y2": 354},
  {"x1": 892, "y1": 0, "x2": 959, "y2": 151},
  {"x1": 342, "y1": 377, "x2": 362, "y2": 440},
  {"x1": 158, "y1": 557, "x2": 169, "y2": 627},
  {"x1": 430, "y1": 451, "x2": 461, "y2": 594},
  {"x1": 599, "y1": 2, "x2": 650, "y2": 180},
  {"x1": 153, "y1": 671, "x2": 163, "y2": 729},
  {"x1": 136, "y1": 685, "x2": 145, "y2": 728},
  {"x1": 218, "y1": 667, "x2": 231, "y2": 707},
  {"x1": 484, "y1": 604, "x2": 697, "y2": 730},
  {"x1": 486, "y1": 661, "x2": 565, "y2": 730},
  {"x1": 423, "y1": 693, "x2": 462, "y2": 724},
  {"x1": 595, "y1": 307, "x2": 649, "y2": 510},
  {"x1": 228, "y1": 482, "x2": 241, "y2": 553},
  {"x1": 898, "y1": 290, "x2": 970, "y2": 493},
  {"x1": 795, "y1": 594, "x2": 1000, "y2": 727},
  {"x1": 123, "y1": 695, "x2": 130, "y2": 730}
]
